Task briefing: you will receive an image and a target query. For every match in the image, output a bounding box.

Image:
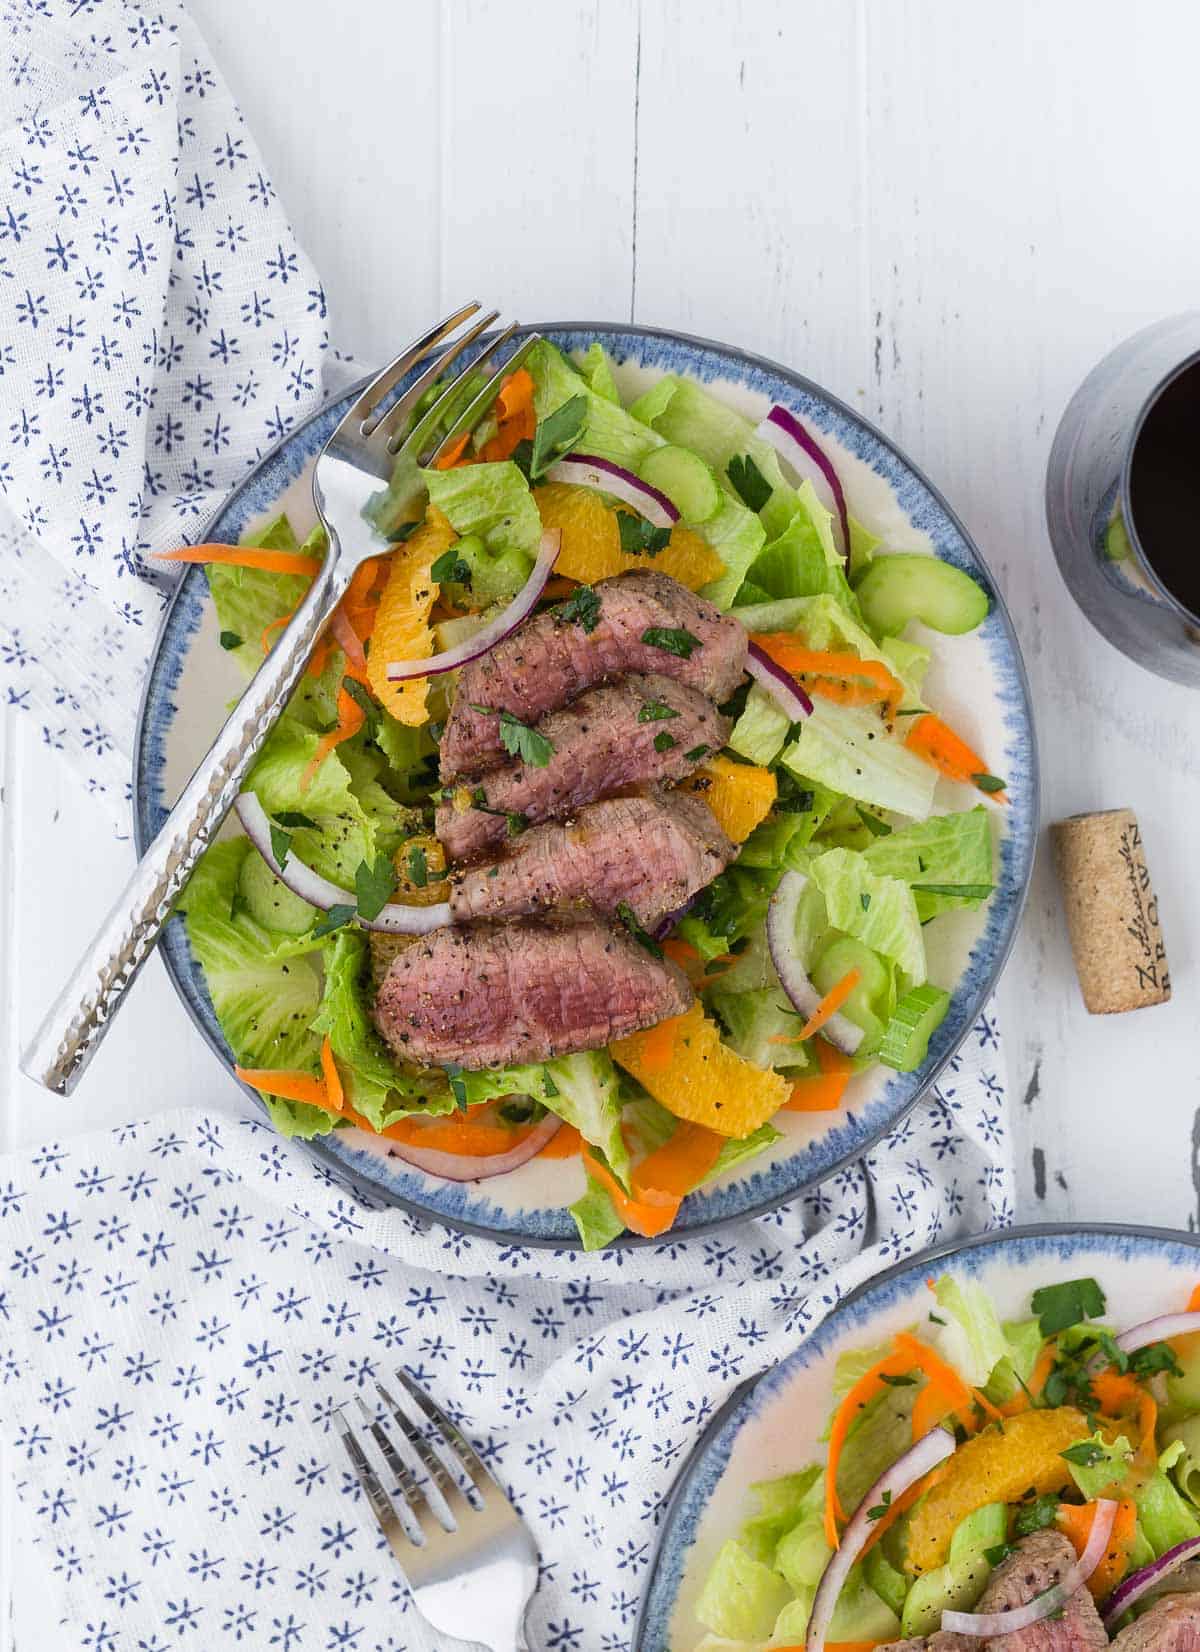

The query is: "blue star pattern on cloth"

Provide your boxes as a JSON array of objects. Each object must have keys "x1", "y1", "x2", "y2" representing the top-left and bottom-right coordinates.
[
  {"x1": 0, "y1": 1015, "x2": 1011, "y2": 1651},
  {"x1": 0, "y1": 0, "x2": 339, "y2": 824}
]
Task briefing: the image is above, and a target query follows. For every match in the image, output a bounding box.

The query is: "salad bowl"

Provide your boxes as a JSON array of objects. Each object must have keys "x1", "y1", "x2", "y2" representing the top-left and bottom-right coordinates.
[
  {"x1": 639, "y1": 1222, "x2": 1200, "y2": 1652},
  {"x1": 133, "y1": 322, "x2": 1037, "y2": 1246}
]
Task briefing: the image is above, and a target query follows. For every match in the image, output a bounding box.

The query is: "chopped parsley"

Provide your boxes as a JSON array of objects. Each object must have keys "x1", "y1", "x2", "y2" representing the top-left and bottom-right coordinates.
[
  {"x1": 219, "y1": 629, "x2": 243, "y2": 651},
  {"x1": 654, "y1": 731, "x2": 677, "y2": 753},
  {"x1": 1031, "y1": 1277, "x2": 1106, "y2": 1337},
  {"x1": 616, "y1": 511, "x2": 672, "y2": 557},
  {"x1": 879, "y1": 1373, "x2": 916, "y2": 1387},
  {"x1": 727, "y1": 452, "x2": 772, "y2": 512},
  {"x1": 866, "y1": 1488, "x2": 893, "y2": 1522},
  {"x1": 860, "y1": 892, "x2": 872, "y2": 911},
  {"x1": 407, "y1": 844, "x2": 428, "y2": 888},
  {"x1": 912, "y1": 882, "x2": 995, "y2": 899},
  {"x1": 559, "y1": 584, "x2": 601, "y2": 633},
  {"x1": 355, "y1": 854, "x2": 398, "y2": 923},
  {"x1": 684, "y1": 744, "x2": 709, "y2": 763},
  {"x1": 1013, "y1": 1492, "x2": 1060, "y2": 1537},
  {"x1": 341, "y1": 675, "x2": 377, "y2": 723},
  {"x1": 529, "y1": 394, "x2": 588, "y2": 480},
  {"x1": 274, "y1": 810, "x2": 318, "y2": 830},
  {"x1": 1060, "y1": 1440, "x2": 1105, "y2": 1469},
  {"x1": 498, "y1": 710, "x2": 554, "y2": 767},
  {"x1": 313, "y1": 903, "x2": 356, "y2": 938},
  {"x1": 637, "y1": 699, "x2": 680, "y2": 723},
  {"x1": 973, "y1": 773, "x2": 1008, "y2": 794},
  {"x1": 641, "y1": 625, "x2": 701, "y2": 659},
  {"x1": 1130, "y1": 1342, "x2": 1183, "y2": 1379},
  {"x1": 616, "y1": 901, "x2": 663, "y2": 958},
  {"x1": 856, "y1": 806, "x2": 892, "y2": 838},
  {"x1": 268, "y1": 823, "x2": 293, "y2": 868},
  {"x1": 985, "y1": 1541, "x2": 1016, "y2": 1567},
  {"x1": 443, "y1": 1062, "x2": 468, "y2": 1108},
  {"x1": 430, "y1": 547, "x2": 472, "y2": 586}
]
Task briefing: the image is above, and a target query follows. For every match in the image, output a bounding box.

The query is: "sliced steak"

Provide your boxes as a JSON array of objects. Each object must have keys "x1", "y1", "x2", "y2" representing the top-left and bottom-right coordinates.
[
  {"x1": 440, "y1": 567, "x2": 748, "y2": 779},
  {"x1": 448, "y1": 790, "x2": 734, "y2": 927},
  {"x1": 436, "y1": 673, "x2": 731, "y2": 862},
  {"x1": 878, "y1": 1638, "x2": 971, "y2": 1652},
  {"x1": 976, "y1": 1531, "x2": 1108, "y2": 1652},
  {"x1": 372, "y1": 912, "x2": 693, "y2": 1069},
  {"x1": 1109, "y1": 1593, "x2": 1200, "y2": 1652}
]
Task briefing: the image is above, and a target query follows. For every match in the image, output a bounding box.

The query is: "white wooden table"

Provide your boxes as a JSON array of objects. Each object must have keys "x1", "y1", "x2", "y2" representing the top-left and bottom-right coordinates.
[{"x1": 4, "y1": 1, "x2": 1200, "y2": 1642}]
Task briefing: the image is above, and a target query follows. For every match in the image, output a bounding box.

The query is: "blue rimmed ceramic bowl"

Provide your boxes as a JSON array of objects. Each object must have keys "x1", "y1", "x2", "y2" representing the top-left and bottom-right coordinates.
[
  {"x1": 637, "y1": 1222, "x2": 1200, "y2": 1651},
  {"x1": 133, "y1": 322, "x2": 1037, "y2": 1247}
]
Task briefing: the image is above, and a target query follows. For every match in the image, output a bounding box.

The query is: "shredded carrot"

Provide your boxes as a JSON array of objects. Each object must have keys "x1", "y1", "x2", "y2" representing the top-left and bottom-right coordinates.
[
  {"x1": 155, "y1": 543, "x2": 323, "y2": 577},
  {"x1": 319, "y1": 1037, "x2": 344, "y2": 1115},
  {"x1": 433, "y1": 432, "x2": 472, "y2": 471},
  {"x1": 537, "y1": 1124, "x2": 582, "y2": 1160},
  {"x1": 384, "y1": 1112, "x2": 536, "y2": 1155},
  {"x1": 752, "y1": 635, "x2": 905, "y2": 719},
  {"x1": 331, "y1": 608, "x2": 370, "y2": 685},
  {"x1": 785, "y1": 1038, "x2": 855, "y2": 1112},
  {"x1": 860, "y1": 1466, "x2": 947, "y2": 1560},
  {"x1": 582, "y1": 1148, "x2": 678, "y2": 1239},
  {"x1": 824, "y1": 1347, "x2": 918, "y2": 1542},
  {"x1": 904, "y1": 713, "x2": 1007, "y2": 803},
  {"x1": 638, "y1": 1011, "x2": 689, "y2": 1074},
  {"x1": 261, "y1": 611, "x2": 290, "y2": 654},
  {"x1": 772, "y1": 969, "x2": 862, "y2": 1045},
  {"x1": 631, "y1": 1122, "x2": 724, "y2": 1202},
  {"x1": 478, "y1": 368, "x2": 537, "y2": 462},
  {"x1": 1188, "y1": 1283, "x2": 1200, "y2": 1312},
  {"x1": 338, "y1": 556, "x2": 387, "y2": 643},
  {"x1": 301, "y1": 680, "x2": 366, "y2": 790},
  {"x1": 1057, "y1": 1499, "x2": 1138, "y2": 1599},
  {"x1": 234, "y1": 1063, "x2": 330, "y2": 1109}
]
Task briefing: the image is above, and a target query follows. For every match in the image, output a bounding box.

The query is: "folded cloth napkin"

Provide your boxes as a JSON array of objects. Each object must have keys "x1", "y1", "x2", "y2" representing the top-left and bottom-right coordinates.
[
  {"x1": 0, "y1": 1018, "x2": 1011, "y2": 1652},
  {"x1": 0, "y1": 0, "x2": 339, "y2": 826}
]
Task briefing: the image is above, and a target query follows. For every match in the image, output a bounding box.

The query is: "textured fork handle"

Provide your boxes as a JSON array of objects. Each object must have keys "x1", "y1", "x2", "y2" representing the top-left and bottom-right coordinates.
[{"x1": 23, "y1": 550, "x2": 349, "y2": 1096}]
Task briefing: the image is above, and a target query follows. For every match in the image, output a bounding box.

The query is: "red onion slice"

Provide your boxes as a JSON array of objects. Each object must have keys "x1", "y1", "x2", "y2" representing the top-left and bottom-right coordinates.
[
  {"x1": 747, "y1": 640, "x2": 814, "y2": 720},
  {"x1": 385, "y1": 528, "x2": 561, "y2": 682},
  {"x1": 374, "y1": 1111, "x2": 562, "y2": 1182},
  {"x1": 234, "y1": 793, "x2": 450, "y2": 935},
  {"x1": 544, "y1": 452, "x2": 678, "y2": 528},
  {"x1": 807, "y1": 1426, "x2": 956, "y2": 1652},
  {"x1": 766, "y1": 871, "x2": 864, "y2": 1057},
  {"x1": 1103, "y1": 1535, "x2": 1200, "y2": 1627},
  {"x1": 1116, "y1": 1313, "x2": 1200, "y2": 1353},
  {"x1": 943, "y1": 1499, "x2": 1118, "y2": 1637},
  {"x1": 756, "y1": 405, "x2": 851, "y2": 563}
]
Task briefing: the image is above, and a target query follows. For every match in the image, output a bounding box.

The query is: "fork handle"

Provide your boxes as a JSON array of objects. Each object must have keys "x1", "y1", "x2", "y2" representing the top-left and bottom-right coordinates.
[{"x1": 22, "y1": 548, "x2": 350, "y2": 1097}]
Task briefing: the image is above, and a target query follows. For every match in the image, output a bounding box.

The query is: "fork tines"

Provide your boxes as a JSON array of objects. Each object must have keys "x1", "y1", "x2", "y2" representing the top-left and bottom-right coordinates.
[{"x1": 336, "y1": 1368, "x2": 493, "y2": 1547}]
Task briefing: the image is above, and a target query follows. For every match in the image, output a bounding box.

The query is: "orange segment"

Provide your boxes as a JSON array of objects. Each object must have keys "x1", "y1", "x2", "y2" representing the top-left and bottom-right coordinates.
[
  {"x1": 682, "y1": 754, "x2": 777, "y2": 843},
  {"x1": 613, "y1": 1001, "x2": 789, "y2": 1138},
  {"x1": 367, "y1": 507, "x2": 458, "y2": 725},
  {"x1": 534, "y1": 481, "x2": 723, "y2": 591}
]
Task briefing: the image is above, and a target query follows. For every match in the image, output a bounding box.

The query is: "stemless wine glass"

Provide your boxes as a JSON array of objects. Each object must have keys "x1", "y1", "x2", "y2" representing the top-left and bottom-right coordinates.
[{"x1": 1045, "y1": 312, "x2": 1200, "y2": 686}]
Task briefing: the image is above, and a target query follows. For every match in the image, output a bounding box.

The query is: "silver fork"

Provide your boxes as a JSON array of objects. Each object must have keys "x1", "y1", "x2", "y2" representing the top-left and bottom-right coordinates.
[
  {"x1": 337, "y1": 1371, "x2": 539, "y2": 1652},
  {"x1": 24, "y1": 302, "x2": 540, "y2": 1096}
]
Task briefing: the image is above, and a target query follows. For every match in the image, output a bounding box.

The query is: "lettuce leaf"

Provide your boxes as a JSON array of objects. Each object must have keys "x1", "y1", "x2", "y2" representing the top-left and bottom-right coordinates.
[
  {"x1": 1065, "y1": 1431, "x2": 1133, "y2": 1501},
  {"x1": 310, "y1": 930, "x2": 455, "y2": 1128},
  {"x1": 781, "y1": 698, "x2": 938, "y2": 820},
  {"x1": 695, "y1": 1540, "x2": 791, "y2": 1641},
  {"x1": 930, "y1": 1274, "x2": 1009, "y2": 1388},
  {"x1": 423, "y1": 458, "x2": 541, "y2": 560},
  {"x1": 728, "y1": 682, "x2": 791, "y2": 766},
  {"x1": 180, "y1": 839, "x2": 332, "y2": 1140},
  {"x1": 244, "y1": 718, "x2": 377, "y2": 886},
  {"x1": 808, "y1": 848, "x2": 926, "y2": 985},
  {"x1": 569, "y1": 1175, "x2": 627, "y2": 1251},
  {"x1": 207, "y1": 513, "x2": 322, "y2": 679},
  {"x1": 578, "y1": 341, "x2": 620, "y2": 403},
  {"x1": 861, "y1": 807, "x2": 993, "y2": 921}
]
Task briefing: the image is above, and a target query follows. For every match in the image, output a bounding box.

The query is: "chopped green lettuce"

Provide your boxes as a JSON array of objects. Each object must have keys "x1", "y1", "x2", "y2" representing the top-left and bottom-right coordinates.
[
  {"x1": 577, "y1": 341, "x2": 620, "y2": 403},
  {"x1": 310, "y1": 930, "x2": 455, "y2": 1128},
  {"x1": 984, "y1": 1318, "x2": 1045, "y2": 1406},
  {"x1": 709, "y1": 986, "x2": 810, "y2": 1071},
  {"x1": 181, "y1": 839, "x2": 331, "y2": 1140},
  {"x1": 1164, "y1": 1418, "x2": 1200, "y2": 1505},
  {"x1": 1065, "y1": 1431, "x2": 1133, "y2": 1501},
  {"x1": 569, "y1": 1175, "x2": 627, "y2": 1251},
  {"x1": 424, "y1": 458, "x2": 541, "y2": 559},
  {"x1": 543, "y1": 1051, "x2": 629, "y2": 1184},
  {"x1": 782, "y1": 698, "x2": 938, "y2": 820},
  {"x1": 745, "y1": 482, "x2": 857, "y2": 613},
  {"x1": 728, "y1": 682, "x2": 791, "y2": 766},
  {"x1": 207, "y1": 513, "x2": 322, "y2": 679},
  {"x1": 808, "y1": 848, "x2": 926, "y2": 986},
  {"x1": 930, "y1": 1273, "x2": 1010, "y2": 1388},
  {"x1": 695, "y1": 1540, "x2": 792, "y2": 1641},
  {"x1": 696, "y1": 492, "x2": 767, "y2": 610},
  {"x1": 244, "y1": 718, "x2": 376, "y2": 886},
  {"x1": 863, "y1": 807, "x2": 993, "y2": 921}
]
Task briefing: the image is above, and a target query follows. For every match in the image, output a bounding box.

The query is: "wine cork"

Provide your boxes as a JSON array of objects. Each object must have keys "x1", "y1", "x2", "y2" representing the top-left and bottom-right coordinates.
[{"x1": 1051, "y1": 809, "x2": 1170, "y2": 1014}]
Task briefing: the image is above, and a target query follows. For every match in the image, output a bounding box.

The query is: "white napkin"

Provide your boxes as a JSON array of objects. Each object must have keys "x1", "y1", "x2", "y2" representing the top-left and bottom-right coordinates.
[
  {"x1": 0, "y1": 1023, "x2": 1010, "y2": 1652},
  {"x1": 0, "y1": 0, "x2": 339, "y2": 825}
]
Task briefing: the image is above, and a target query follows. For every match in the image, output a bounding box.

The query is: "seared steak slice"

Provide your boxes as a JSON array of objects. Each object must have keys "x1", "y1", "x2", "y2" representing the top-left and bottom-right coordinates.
[
  {"x1": 976, "y1": 1531, "x2": 1107, "y2": 1652},
  {"x1": 440, "y1": 567, "x2": 747, "y2": 779},
  {"x1": 448, "y1": 790, "x2": 734, "y2": 927},
  {"x1": 372, "y1": 912, "x2": 693, "y2": 1069},
  {"x1": 878, "y1": 1639, "x2": 970, "y2": 1652},
  {"x1": 436, "y1": 673, "x2": 731, "y2": 862},
  {"x1": 1109, "y1": 1594, "x2": 1200, "y2": 1652}
]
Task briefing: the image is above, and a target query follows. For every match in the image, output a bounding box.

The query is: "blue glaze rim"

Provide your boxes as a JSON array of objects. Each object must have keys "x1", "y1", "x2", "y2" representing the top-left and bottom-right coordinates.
[
  {"x1": 133, "y1": 321, "x2": 1038, "y2": 1248},
  {"x1": 635, "y1": 1221, "x2": 1200, "y2": 1652}
]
